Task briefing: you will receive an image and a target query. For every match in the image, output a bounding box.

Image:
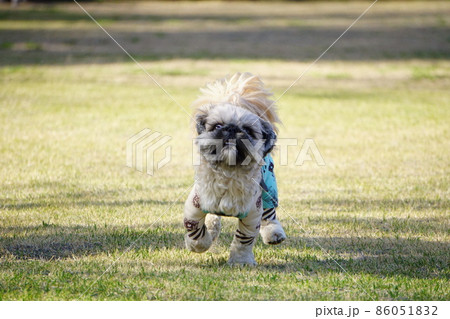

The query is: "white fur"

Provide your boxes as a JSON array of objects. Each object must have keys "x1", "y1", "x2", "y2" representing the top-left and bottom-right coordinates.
[
  {"x1": 185, "y1": 231, "x2": 212, "y2": 253},
  {"x1": 229, "y1": 239, "x2": 257, "y2": 266},
  {"x1": 260, "y1": 219, "x2": 287, "y2": 245},
  {"x1": 205, "y1": 214, "x2": 221, "y2": 242},
  {"x1": 195, "y1": 160, "x2": 261, "y2": 217}
]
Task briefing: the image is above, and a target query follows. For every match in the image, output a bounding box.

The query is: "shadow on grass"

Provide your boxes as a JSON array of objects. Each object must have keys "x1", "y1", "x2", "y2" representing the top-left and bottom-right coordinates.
[
  {"x1": 1, "y1": 179, "x2": 448, "y2": 279},
  {"x1": 299, "y1": 197, "x2": 448, "y2": 212},
  {"x1": 0, "y1": 182, "x2": 185, "y2": 210},
  {"x1": 1, "y1": 222, "x2": 448, "y2": 280},
  {"x1": 0, "y1": 224, "x2": 185, "y2": 260},
  {"x1": 0, "y1": 6, "x2": 449, "y2": 66},
  {"x1": 1, "y1": 9, "x2": 446, "y2": 23},
  {"x1": 2, "y1": 27, "x2": 448, "y2": 67},
  {"x1": 0, "y1": 198, "x2": 182, "y2": 210},
  {"x1": 302, "y1": 215, "x2": 448, "y2": 237},
  {"x1": 1, "y1": 187, "x2": 446, "y2": 212}
]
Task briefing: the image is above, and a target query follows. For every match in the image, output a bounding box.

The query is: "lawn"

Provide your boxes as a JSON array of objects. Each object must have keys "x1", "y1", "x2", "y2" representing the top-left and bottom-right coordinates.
[{"x1": 0, "y1": 1, "x2": 449, "y2": 300}]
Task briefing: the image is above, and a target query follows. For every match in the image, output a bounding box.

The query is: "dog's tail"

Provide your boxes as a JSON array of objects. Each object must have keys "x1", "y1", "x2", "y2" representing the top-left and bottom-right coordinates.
[{"x1": 192, "y1": 72, "x2": 281, "y2": 133}]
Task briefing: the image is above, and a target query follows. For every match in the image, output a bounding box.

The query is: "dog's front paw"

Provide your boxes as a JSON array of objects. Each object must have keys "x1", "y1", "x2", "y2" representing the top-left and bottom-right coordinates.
[
  {"x1": 260, "y1": 219, "x2": 286, "y2": 245},
  {"x1": 228, "y1": 242, "x2": 257, "y2": 266},
  {"x1": 185, "y1": 233, "x2": 212, "y2": 253},
  {"x1": 228, "y1": 254, "x2": 257, "y2": 266}
]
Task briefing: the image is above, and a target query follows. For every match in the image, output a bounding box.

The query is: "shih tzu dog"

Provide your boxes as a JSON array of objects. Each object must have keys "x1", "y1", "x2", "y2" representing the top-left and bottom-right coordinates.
[{"x1": 183, "y1": 72, "x2": 286, "y2": 265}]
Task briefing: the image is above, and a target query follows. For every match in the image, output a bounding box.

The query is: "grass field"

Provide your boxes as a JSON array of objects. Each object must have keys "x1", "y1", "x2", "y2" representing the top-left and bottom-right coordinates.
[{"x1": 0, "y1": 1, "x2": 449, "y2": 300}]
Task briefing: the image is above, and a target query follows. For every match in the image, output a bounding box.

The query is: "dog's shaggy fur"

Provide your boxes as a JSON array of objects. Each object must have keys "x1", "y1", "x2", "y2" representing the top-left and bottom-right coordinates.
[
  {"x1": 184, "y1": 73, "x2": 286, "y2": 265},
  {"x1": 192, "y1": 72, "x2": 281, "y2": 133}
]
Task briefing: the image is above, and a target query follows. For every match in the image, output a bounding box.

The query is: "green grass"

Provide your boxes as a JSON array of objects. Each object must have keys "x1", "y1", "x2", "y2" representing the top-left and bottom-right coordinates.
[{"x1": 0, "y1": 1, "x2": 449, "y2": 300}]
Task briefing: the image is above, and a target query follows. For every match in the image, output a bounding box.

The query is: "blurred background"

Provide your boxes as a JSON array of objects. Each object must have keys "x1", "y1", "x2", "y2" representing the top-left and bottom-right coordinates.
[{"x1": 2, "y1": 0, "x2": 449, "y2": 64}]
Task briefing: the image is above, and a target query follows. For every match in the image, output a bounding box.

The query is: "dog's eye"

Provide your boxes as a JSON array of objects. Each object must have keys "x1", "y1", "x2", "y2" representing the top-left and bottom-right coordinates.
[
  {"x1": 214, "y1": 123, "x2": 223, "y2": 130},
  {"x1": 242, "y1": 126, "x2": 254, "y2": 136}
]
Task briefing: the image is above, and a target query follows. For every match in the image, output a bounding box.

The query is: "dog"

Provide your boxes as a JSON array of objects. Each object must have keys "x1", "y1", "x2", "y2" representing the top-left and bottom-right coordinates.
[{"x1": 183, "y1": 72, "x2": 286, "y2": 265}]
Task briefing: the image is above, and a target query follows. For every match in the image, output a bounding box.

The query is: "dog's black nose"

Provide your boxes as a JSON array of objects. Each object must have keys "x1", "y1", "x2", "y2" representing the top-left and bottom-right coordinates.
[{"x1": 223, "y1": 124, "x2": 240, "y2": 139}]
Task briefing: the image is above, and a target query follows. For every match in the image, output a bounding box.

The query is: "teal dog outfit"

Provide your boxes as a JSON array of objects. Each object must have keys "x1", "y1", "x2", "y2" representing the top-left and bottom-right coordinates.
[{"x1": 260, "y1": 154, "x2": 278, "y2": 210}]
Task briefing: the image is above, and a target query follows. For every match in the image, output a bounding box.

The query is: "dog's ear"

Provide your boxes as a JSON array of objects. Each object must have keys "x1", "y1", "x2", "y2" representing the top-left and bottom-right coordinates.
[
  {"x1": 195, "y1": 113, "x2": 207, "y2": 135},
  {"x1": 260, "y1": 119, "x2": 276, "y2": 156}
]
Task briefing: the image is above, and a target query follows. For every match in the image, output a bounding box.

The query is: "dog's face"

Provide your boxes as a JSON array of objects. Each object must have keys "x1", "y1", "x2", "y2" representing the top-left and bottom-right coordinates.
[{"x1": 195, "y1": 104, "x2": 276, "y2": 166}]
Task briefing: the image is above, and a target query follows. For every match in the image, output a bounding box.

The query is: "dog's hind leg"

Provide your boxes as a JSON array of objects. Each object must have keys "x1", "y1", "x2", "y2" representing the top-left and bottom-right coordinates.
[
  {"x1": 260, "y1": 208, "x2": 286, "y2": 245},
  {"x1": 184, "y1": 188, "x2": 214, "y2": 253},
  {"x1": 205, "y1": 214, "x2": 221, "y2": 242},
  {"x1": 260, "y1": 155, "x2": 286, "y2": 245}
]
